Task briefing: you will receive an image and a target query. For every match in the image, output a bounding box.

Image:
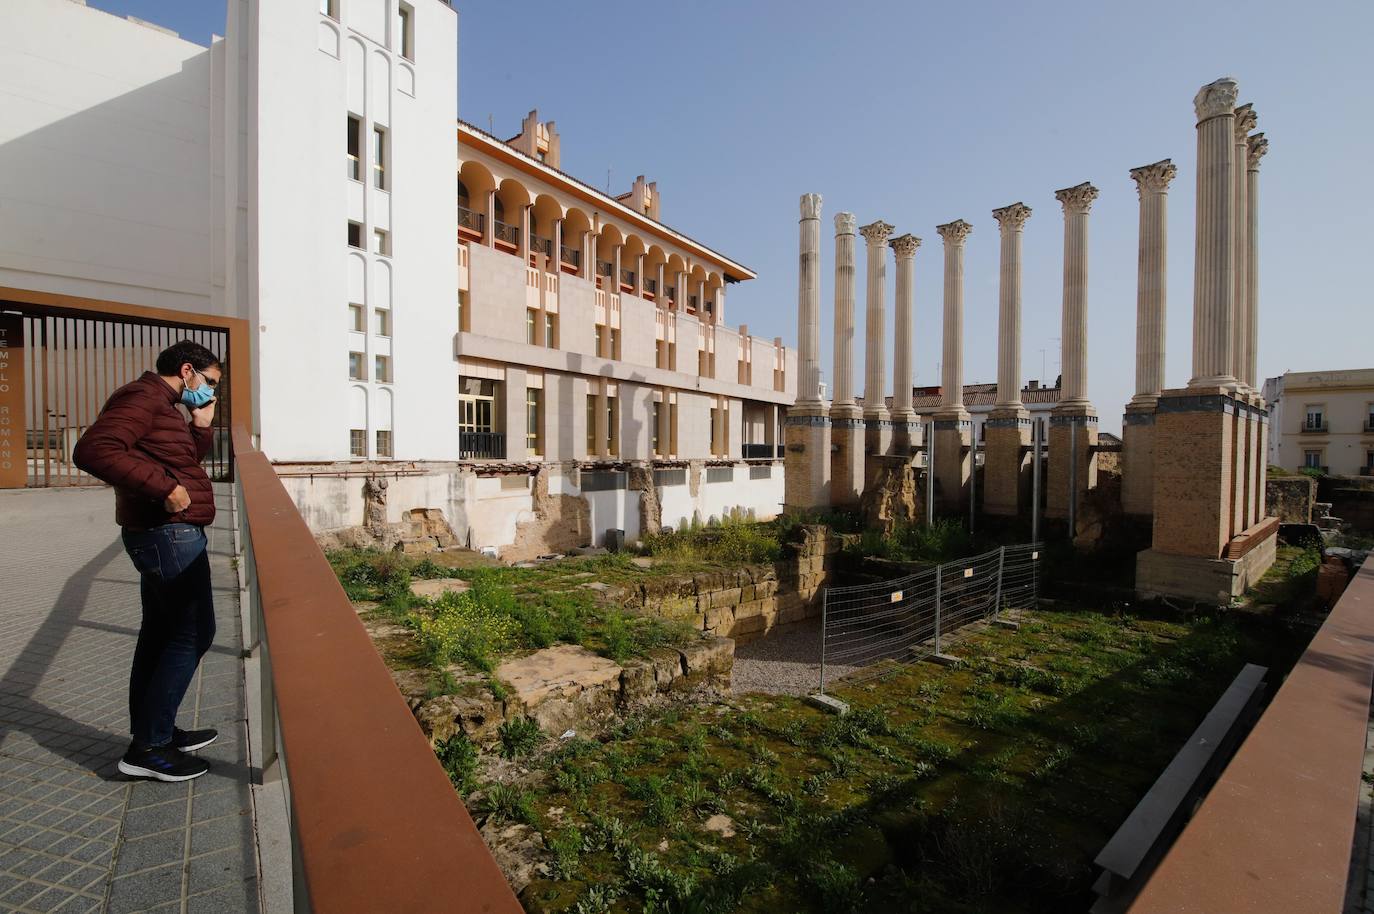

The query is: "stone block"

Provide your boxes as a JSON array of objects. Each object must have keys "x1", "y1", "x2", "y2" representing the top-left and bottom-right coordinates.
[
  {"x1": 679, "y1": 635, "x2": 734, "y2": 690},
  {"x1": 1046, "y1": 416, "x2": 1098, "y2": 520},
  {"x1": 1121, "y1": 413, "x2": 1155, "y2": 517},
  {"x1": 983, "y1": 418, "x2": 1031, "y2": 517},
  {"x1": 784, "y1": 417, "x2": 832, "y2": 511},
  {"x1": 830, "y1": 420, "x2": 866, "y2": 507},
  {"x1": 708, "y1": 587, "x2": 743, "y2": 609},
  {"x1": 647, "y1": 647, "x2": 685, "y2": 690},
  {"x1": 1266, "y1": 476, "x2": 1315, "y2": 524},
  {"x1": 620, "y1": 660, "x2": 657, "y2": 705},
  {"x1": 703, "y1": 606, "x2": 734, "y2": 633},
  {"x1": 414, "y1": 693, "x2": 505, "y2": 747},
  {"x1": 1151, "y1": 394, "x2": 1237, "y2": 558}
]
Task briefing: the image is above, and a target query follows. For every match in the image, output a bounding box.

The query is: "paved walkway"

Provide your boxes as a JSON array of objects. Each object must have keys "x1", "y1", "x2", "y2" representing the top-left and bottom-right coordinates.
[{"x1": 0, "y1": 485, "x2": 260, "y2": 913}]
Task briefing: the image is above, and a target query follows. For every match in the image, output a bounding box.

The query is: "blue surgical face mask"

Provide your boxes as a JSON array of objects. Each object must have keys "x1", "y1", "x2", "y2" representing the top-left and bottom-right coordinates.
[{"x1": 181, "y1": 370, "x2": 215, "y2": 409}]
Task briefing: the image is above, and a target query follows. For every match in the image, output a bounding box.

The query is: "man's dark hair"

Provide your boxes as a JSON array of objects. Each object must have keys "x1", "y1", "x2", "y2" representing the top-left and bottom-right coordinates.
[{"x1": 155, "y1": 340, "x2": 222, "y2": 376}]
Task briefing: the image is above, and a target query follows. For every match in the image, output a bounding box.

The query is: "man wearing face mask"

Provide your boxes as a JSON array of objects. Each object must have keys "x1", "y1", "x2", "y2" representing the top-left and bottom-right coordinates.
[{"x1": 73, "y1": 340, "x2": 224, "y2": 782}]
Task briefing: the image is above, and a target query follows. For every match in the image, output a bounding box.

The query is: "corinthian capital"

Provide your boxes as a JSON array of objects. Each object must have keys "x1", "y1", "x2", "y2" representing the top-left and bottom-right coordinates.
[
  {"x1": 1055, "y1": 182, "x2": 1099, "y2": 214},
  {"x1": 859, "y1": 220, "x2": 895, "y2": 246},
  {"x1": 834, "y1": 212, "x2": 856, "y2": 235},
  {"x1": 1247, "y1": 132, "x2": 1269, "y2": 169},
  {"x1": 992, "y1": 202, "x2": 1032, "y2": 232},
  {"x1": 1234, "y1": 103, "x2": 1257, "y2": 140},
  {"x1": 799, "y1": 193, "x2": 822, "y2": 220},
  {"x1": 1194, "y1": 77, "x2": 1238, "y2": 122},
  {"x1": 936, "y1": 219, "x2": 972, "y2": 246},
  {"x1": 889, "y1": 233, "x2": 922, "y2": 259},
  {"x1": 1129, "y1": 159, "x2": 1178, "y2": 197}
]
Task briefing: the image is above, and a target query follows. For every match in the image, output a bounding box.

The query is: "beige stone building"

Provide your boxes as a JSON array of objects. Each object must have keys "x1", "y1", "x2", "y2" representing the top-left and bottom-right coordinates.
[{"x1": 1263, "y1": 369, "x2": 1374, "y2": 476}]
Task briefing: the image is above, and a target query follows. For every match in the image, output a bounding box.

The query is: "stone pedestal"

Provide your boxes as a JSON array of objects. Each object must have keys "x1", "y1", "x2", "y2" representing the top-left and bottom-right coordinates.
[
  {"x1": 891, "y1": 419, "x2": 920, "y2": 458},
  {"x1": 1121, "y1": 405, "x2": 1156, "y2": 517},
  {"x1": 784, "y1": 410, "x2": 831, "y2": 512},
  {"x1": 829, "y1": 412, "x2": 864, "y2": 508},
  {"x1": 983, "y1": 409, "x2": 1031, "y2": 517},
  {"x1": 864, "y1": 419, "x2": 894, "y2": 485},
  {"x1": 933, "y1": 415, "x2": 971, "y2": 513},
  {"x1": 1046, "y1": 409, "x2": 1097, "y2": 521}
]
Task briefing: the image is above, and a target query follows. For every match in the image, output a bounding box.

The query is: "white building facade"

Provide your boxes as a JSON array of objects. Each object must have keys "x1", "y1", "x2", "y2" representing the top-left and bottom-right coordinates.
[
  {"x1": 0, "y1": 0, "x2": 796, "y2": 555},
  {"x1": 1264, "y1": 370, "x2": 1374, "y2": 476}
]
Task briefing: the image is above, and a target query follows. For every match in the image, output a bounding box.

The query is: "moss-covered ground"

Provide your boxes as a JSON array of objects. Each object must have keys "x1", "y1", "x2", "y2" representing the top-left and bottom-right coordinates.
[{"x1": 443, "y1": 547, "x2": 1319, "y2": 914}]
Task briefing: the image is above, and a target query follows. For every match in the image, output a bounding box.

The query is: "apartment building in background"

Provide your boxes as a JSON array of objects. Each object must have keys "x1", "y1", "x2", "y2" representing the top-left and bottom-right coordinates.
[
  {"x1": 1263, "y1": 369, "x2": 1374, "y2": 476},
  {"x1": 0, "y1": 0, "x2": 796, "y2": 555}
]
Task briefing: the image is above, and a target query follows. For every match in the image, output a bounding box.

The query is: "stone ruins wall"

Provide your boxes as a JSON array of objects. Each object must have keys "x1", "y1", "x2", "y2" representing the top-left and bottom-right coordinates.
[{"x1": 1265, "y1": 476, "x2": 1315, "y2": 524}]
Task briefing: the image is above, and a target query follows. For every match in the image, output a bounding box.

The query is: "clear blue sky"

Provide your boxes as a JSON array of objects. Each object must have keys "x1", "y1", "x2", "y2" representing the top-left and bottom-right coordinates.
[{"x1": 91, "y1": 0, "x2": 1374, "y2": 432}]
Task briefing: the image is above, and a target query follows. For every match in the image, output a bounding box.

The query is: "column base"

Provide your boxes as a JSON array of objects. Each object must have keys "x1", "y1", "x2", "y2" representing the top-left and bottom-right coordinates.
[
  {"x1": 983, "y1": 408, "x2": 1031, "y2": 517},
  {"x1": 783, "y1": 410, "x2": 831, "y2": 512},
  {"x1": 890, "y1": 416, "x2": 920, "y2": 457},
  {"x1": 1046, "y1": 406, "x2": 1097, "y2": 521},
  {"x1": 932, "y1": 416, "x2": 971, "y2": 514},
  {"x1": 864, "y1": 415, "x2": 894, "y2": 484},
  {"x1": 1150, "y1": 387, "x2": 1251, "y2": 558},
  {"x1": 1135, "y1": 520, "x2": 1277, "y2": 604},
  {"x1": 1121, "y1": 405, "x2": 1156, "y2": 517},
  {"x1": 829, "y1": 413, "x2": 865, "y2": 508}
]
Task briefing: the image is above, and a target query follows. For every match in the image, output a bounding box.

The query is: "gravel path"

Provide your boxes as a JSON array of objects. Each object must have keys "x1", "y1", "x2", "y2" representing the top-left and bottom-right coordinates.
[{"x1": 731, "y1": 619, "x2": 861, "y2": 696}]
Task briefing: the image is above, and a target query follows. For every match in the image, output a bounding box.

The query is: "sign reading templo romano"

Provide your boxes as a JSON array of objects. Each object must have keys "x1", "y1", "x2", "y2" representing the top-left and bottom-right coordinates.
[{"x1": 0, "y1": 315, "x2": 24, "y2": 488}]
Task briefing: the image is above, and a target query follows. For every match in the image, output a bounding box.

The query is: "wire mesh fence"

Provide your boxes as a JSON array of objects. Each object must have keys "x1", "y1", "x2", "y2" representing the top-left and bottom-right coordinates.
[{"x1": 819, "y1": 543, "x2": 1042, "y2": 692}]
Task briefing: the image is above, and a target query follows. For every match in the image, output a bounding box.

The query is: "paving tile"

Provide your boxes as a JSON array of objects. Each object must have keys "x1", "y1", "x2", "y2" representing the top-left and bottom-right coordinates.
[
  {"x1": 190, "y1": 813, "x2": 253, "y2": 857},
  {"x1": 106, "y1": 861, "x2": 184, "y2": 913},
  {"x1": 186, "y1": 878, "x2": 258, "y2": 914},
  {"x1": 120, "y1": 799, "x2": 189, "y2": 839},
  {"x1": 113, "y1": 829, "x2": 187, "y2": 877}
]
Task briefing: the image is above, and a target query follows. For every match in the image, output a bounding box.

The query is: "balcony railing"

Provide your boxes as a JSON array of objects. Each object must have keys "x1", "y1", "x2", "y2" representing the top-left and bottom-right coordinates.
[
  {"x1": 560, "y1": 245, "x2": 581, "y2": 269},
  {"x1": 529, "y1": 234, "x2": 553, "y2": 257},
  {"x1": 1301, "y1": 421, "x2": 1330, "y2": 433},
  {"x1": 596, "y1": 259, "x2": 614, "y2": 278},
  {"x1": 644, "y1": 277, "x2": 658, "y2": 295},
  {"x1": 231, "y1": 426, "x2": 521, "y2": 913},
  {"x1": 457, "y1": 205, "x2": 485, "y2": 234},
  {"x1": 493, "y1": 219, "x2": 518, "y2": 246},
  {"x1": 460, "y1": 430, "x2": 506, "y2": 460},
  {"x1": 620, "y1": 268, "x2": 636, "y2": 288},
  {"x1": 742, "y1": 443, "x2": 783, "y2": 459}
]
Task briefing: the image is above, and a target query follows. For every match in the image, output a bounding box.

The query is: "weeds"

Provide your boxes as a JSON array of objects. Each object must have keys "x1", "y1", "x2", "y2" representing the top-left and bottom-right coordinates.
[
  {"x1": 484, "y1": 783, "x2": 537, "y2": 825},
  {"x1": 498, "y1": 716, "x2": 542, "y2": 759},
  {"x1": 435, "y1": 732, "x2": 479, "y2": 794}
]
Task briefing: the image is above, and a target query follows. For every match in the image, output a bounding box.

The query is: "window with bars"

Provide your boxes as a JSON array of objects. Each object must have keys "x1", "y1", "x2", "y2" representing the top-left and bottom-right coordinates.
[
  {"x1": 581, "y1": 470, "x2": 626, "y2": 492},
  {"x1": 653, "y1": 468, "x2": 686, "y2": 487},
  {"x1": 349, "y1": 428, "x2": 366, "y2": 457},
  {"x1": 706, "y1": 466, "x2": 733, "y2": 484},
  {"x1": 376, "y1": 430, "x2": 392, "y2": 458},
  {"x1": 526, "y1": 388, "x2": 542, "y2": 456}
]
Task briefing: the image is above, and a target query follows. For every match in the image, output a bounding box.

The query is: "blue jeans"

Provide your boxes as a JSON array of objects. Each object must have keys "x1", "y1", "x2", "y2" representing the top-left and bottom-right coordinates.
[{"x1": 121, "y1": 523, "x2": 216, "y2": 748}]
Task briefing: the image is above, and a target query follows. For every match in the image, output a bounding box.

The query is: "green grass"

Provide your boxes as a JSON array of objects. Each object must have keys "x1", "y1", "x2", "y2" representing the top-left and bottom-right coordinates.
[{"x1": 506, "y1": 601, "x2": 1310, "y2": 914}]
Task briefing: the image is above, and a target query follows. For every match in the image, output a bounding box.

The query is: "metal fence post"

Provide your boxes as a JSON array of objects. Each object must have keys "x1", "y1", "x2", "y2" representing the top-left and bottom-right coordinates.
[
  {"x1": 934, "y1": 565, "x2": 943, "y2": 656},
  {"x1": 819, "y1": 588, "x2": 828, "y2": 695},
  {"x1": 994, "y1": 545, "x2": 1006, "y2": 617}
]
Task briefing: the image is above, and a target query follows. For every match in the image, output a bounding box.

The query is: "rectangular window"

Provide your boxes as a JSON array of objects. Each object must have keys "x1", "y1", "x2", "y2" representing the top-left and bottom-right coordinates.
[
  {"x1": 526, "y1": 309, "x2": 538, "y2": 345},
  {"x1": 372, "y1": 127, "x2": 387, "y2": 190},
  {"x1": 668, "y1": 342, "x2": 676, "y2": 371},
  {"x1": 348, "y1": 221, "x2": 363, "y2": 248},
  {"x1": 653, "y1": 468, "x2": 686, "y2": 487},
  {"x1": 349, "y1": 303, "x2": 365, "y2": 332},
  {"x1": 348, "y1": 351, "x2": 365, "y2": 380},
  {"x1": 750, "y1": 465, "x2": 772, "y2": 480},
  {"x1": 1304, "y1": 450, "x2": 1322, "y2": 469},
  {"x1": 321, "y1": 0, "x2": 337, "y2": 19},
  {"x1": 651, "y1": 402, "x2": 661, "y2": 456},
  {"x1": 581, "y1": 470, "x2": 627, "y2": 492},
  {"x1": 1367, "y1": 450, "x2": 1374, "y2": 469},
  {"x1": 709, "y1": 407, "x2": 719, "y2": 455},
  {"x1": 374, "y1": 355, "x2": 391, "y2": 383},
  {"x1": 373, "y1": 229, "x2": 390, "y2": 256},
  {"x1": 526, "y1": 389, "x2": 542, "y2": 456},
  {"x1": 1304, "y1": 405, "x2": 1325, "y2": 430},
  {"x1": 611, "y1": 328, "x2": 621, "y2": 361},
  {"x1": 655, "y1": 339, "x2": 666, "y2": 370},
  {"x1": 670, "y1": 401, "x2": 678, "y2": 455},
  {"x1": 347, "y1": 116, "x2": 362, "y2": 180},
  {"x1": 376, "y1": 430, "x2": 392, "y2": 458},
  {"x1": 545, "y1": 313, "x2": 557, "y2": 349},
  {"x1": 374, "y1": 309, "x2": 391, "y2": 337},
  {"x1": 398, "y1": 3, "x2": 414, "y2": 60},
  {"x1": 458, "y1": 289, "x2": 470, "y2": 332},
  {"x1": 707, "y1": 466, "x2": 733, "y2": 484},
  {"x1": 586, "y1": 395, "x2": 597, "y2": 455},
  {"x1": 594, "y1": 325, "x2": 605, "y2": 358},
  {"x1": 350, "y1": 428, "x2": 366, "y2": 457},
  {"x1": 607, "y1": 396, "x2": 619, "y2": 457},
  {"x1": 1367, "y1": 403, "x2": 1374, "y2": 431}
]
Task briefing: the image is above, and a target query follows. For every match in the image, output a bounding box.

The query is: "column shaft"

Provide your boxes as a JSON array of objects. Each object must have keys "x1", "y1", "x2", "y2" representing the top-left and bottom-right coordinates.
[
  {"x1": 796, "y1": 195, "x2": 823, "y2": 406},
  {"x1": 1246, "y1": 134, "x2": 1267, "y2": 393},
  {"x1": 860, "y1": 221, "x2": 894, "y2": 419},
  {"x1": 1231, "y1": 104, "x2": 1255, "y2": 390},
  {"x1": 831, "y1": 214, "x2": 858, "y2": 411},
  {"x1": 937, "y1": 220, "x2": 972, "y2": 414},
  {"x1": 889, "y1": 235, "x2": 921, "y2": 418},
  {"x1": 992, "y1": 204, "x2": 1031, "y2": 408},
  {"x1": 1188, "y1": 78, "x2": 1239, "y2": 389},
  {"x1": 1129, "y1": 161, "x2": 1176, "y2": 404},
  {"x1": 1055, "y1": 183, "x2": 1098, "y2": 408}
]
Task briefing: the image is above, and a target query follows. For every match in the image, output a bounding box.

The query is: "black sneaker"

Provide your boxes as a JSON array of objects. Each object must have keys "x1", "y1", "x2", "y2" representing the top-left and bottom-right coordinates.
[
  {"x1": 118, "y1": 744, "x2": 211, "y2": 782},
  {"x1": 173, "y1": 727, "x2": 218, "y2": 752}
]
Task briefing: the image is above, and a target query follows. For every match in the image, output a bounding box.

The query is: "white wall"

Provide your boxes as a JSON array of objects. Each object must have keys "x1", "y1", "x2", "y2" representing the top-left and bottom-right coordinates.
[{"x1": 0, "y1": 0, "x2": 222, "y2": 316}]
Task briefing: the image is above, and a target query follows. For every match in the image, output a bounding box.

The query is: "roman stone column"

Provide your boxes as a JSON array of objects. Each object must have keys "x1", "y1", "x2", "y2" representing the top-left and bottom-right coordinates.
[
  {"x1": 1136, "y1": 78, "x2": 1277, "y2": 604},
  {"x1": 1247, "y1": 133, "x2": 1270, "y2": 528},
  {"x1": 933, "y1": 220, "x2": 973, "y2": 513},
  {"x1": 1122, "y1": 160, "x2": 1177, "y2": 517},
  {"x1": 829, "y1": 213, "x2": 865, "y2": 505},
  {"x1": 1231, "y1": 104, "x2": 1256, "y2": 393},
  {"x1": 1047, "y1": 183, "x2": 1099, "y2": 524},
  {"x1": 784, "y1": 193, "x2": 831, "y2": 511},
  {"x1": 860, "y1": 220, "x2": 895, "y2": 470},
  {"x1": 889, "y1": 233, "x2": 921, "y2": 454},
  {"x1": 1187, "y1": 77, "x2": 1239, "y2": 391},
  {"x1": 985, "y1": 203, "x2": 1033, "y2": 517}
]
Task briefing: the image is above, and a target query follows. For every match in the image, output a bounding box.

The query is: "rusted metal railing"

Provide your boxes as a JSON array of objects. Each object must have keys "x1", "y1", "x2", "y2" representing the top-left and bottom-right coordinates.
[{"x1": 232, "y1": 426, "x2": 521, "y2": 913}]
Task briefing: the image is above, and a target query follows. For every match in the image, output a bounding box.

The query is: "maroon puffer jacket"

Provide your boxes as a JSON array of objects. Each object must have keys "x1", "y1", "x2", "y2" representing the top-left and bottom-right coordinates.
[{"x1": 72, "y1": 372, "x2": 216, "y2": 529}]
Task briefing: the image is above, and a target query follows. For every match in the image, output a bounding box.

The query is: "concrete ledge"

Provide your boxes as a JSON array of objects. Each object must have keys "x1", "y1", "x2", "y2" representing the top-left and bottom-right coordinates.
[
  {"x1": 1135, "y1": 532, "x2": 1277, "y2": 604},
  {"x1": 924, "y1": 652, "x2": 962, "y2": 667}
]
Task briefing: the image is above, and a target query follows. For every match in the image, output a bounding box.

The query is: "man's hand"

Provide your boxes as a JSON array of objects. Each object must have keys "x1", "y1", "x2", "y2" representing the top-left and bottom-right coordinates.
[
  {"x1": 164, "y1": 485, "x2": 191, "y2": 514},
  {"x1": 190, "y1": 399, "x2": 216, "y2": 429}
]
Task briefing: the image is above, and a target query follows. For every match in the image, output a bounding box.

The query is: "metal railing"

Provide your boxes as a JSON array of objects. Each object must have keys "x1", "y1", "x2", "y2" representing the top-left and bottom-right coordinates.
[
  {"x1": 460, "y1": 430, "x2": 505, "y2": 460},
  {"x1": 742, "y1": 443, "x2": 783, "y2": 459},
  {"x1": 231, "y1": 426, "x2": 521, "y2": 912},
  {"x1": 457, "y1": 205, "x2": 485, "y2": 234},
  {"x1": 644, "y1": 277, "x2": 658, "y2": 295},
  {"x1": 620, "y1": 268, "x2": 636, "y2": 287},
  {"x1": 492, "y1": 219, "x2": 518, "y2": 245},
  {"x1": 559, "y1": 244, "x2": 581, "y2": 268},
  {"x1": 1302, "y1": 422, "x2": 1330, "y2": 433},
  {"x1": 819, "y1": 543, "x2": 1042, "y2": 691},
  {"x1": 596, "y1": 259, "x2": 614, "y2": 277},
  {"x1": 529, "y1": 233, "x2": 553, "y2": 257}
]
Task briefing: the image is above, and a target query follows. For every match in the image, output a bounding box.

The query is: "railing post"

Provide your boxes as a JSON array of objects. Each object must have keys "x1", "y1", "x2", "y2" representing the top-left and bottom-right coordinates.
[
  {"x1": 819, "y1": 588, "x2": 828, "y2": 695},
  {"x1": 934, "y1": 565, "x2": 943, "y2": 656},
  {"x1": 994, "y1": 545, "x2": 1006, "y2": 618}
]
